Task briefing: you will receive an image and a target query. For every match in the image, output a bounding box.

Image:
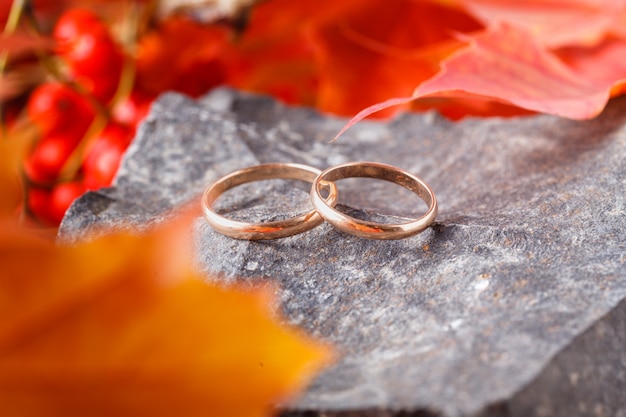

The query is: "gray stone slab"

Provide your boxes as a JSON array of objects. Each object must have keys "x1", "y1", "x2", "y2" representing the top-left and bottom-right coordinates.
[{"x1": 59, "y1": 88, "x2": 626, "y2": 417}]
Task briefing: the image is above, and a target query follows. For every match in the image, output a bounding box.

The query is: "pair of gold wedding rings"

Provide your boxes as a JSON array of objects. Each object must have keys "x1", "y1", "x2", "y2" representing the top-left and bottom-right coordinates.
[{"x1": 202, "y1": 162, "x2": 438, "y2": 240}]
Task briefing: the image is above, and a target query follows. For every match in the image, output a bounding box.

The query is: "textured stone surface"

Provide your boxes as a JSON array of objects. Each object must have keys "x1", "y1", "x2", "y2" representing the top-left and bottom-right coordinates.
[{"x1": 59, "y1": 88, "x2": 626, "y2": 417}]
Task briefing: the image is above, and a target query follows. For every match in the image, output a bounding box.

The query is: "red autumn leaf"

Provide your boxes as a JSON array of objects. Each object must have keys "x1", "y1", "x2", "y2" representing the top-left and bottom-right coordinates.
[
  {"x1": 224, "y1": 0, "x2": 365, "y2": 106},
  {"x1": 556, "y1": 37, "x2": 626, "y2": 91},
  {"x1": 238, "y1": 0, "x2": 362, "y2": 41},
  {"x1": 135, "y1": 16, "x2": 230, "y2": 98},
  {"x1": 224, "y1": 32, "x2": 319, "y2": 106},
  {"x1": 413, "y1": 24, "x2": 623, "y2": 117},
  {"x1": 229, "y1": 0, "x2": 483, "y2": 116},
  {"x1": 408, "y1": 95, "x2": 536, "y2": 120},
  {"x1": 456, "y1": 0, "x2": 626, "y2": 48},
  {"x1": 309, "y1": 0, "x2": 483, "y2": 117},
  {"x1": 334, "y1": 23, "x2": 626, "y2": 139}
]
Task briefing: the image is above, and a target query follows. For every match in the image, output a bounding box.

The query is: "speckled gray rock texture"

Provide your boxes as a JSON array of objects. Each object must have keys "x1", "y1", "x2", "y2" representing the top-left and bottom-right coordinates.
[{"x1": 59, "y1": 88, "x2": 626, "y2": 417}]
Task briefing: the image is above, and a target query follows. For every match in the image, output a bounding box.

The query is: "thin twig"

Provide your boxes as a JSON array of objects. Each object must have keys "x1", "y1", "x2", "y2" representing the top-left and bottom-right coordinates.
[{"x1": 1, "y1": 0, "x2": 27, "y2": 137}]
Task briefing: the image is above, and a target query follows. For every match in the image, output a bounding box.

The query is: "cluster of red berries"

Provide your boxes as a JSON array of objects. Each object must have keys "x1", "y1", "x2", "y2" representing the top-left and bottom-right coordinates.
[{"x1": 25, "y1": 8, "x2": 152, "y2": 225}]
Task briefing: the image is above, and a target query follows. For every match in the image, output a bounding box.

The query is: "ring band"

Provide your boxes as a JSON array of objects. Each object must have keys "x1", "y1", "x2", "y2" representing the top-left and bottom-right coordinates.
[
  {"x1": 310, "y1": 162, "x2": 437, "y2": 240},
  {"x1": 202, "y1": 163, "x2": 338, "y2": 240}
]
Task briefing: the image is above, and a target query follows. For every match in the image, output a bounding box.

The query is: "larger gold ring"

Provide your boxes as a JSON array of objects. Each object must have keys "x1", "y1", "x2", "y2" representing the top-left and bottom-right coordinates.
[
  {"x1": 310, "y1": 162, "x2": 438, "y2": 240},
  {"x1": 202, "y1": 163, "x2": 338, "y2": 240}
]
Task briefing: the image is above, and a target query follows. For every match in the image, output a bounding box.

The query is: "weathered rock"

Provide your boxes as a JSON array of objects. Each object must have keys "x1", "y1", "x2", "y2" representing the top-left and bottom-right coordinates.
[{"x1": 59, "y1": 88, "x2": 626, "y2": 417}]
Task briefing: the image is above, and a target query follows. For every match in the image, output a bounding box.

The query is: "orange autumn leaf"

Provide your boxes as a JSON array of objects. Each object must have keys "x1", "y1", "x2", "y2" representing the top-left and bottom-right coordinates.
[
  {"x1": 334, "y1": 23, "x2": 626, "y2": 139},
  {"x1": 229, "y1": 0, "x2": 483, "y2": 116},
  {"x1": 0, "y1": 123, "x2": 38, "y2": 218},
  {"x1": 225, "y1": 31, "x2": 319, "y2": 106},
  {"x1": 237, "y1": 0, "x2": 362, "y2": 41},
  {"x1": 0, "y1": 134, "x2": 29, "y2": 217},
  {"x1": 413, "y1": 24, "x2": 623, "y2": 117},
  {"x1": 556, "y1": 37, "x2": 626, "y2": 91},
  {"x1": 0, "y1": 141, "x2": 331, "y2": 417},
  {"x1": 231, "y1": 0, "x2": 626, "y2": 125},
  {"x1": 135, "y1": 16, "x2": 231, "y2": 97},
  {"x1": 310, "y1": 0, "x2": 483, "y2": 117},
  {"x1": 0, "y1": 220, "x2": 331, "y2": 417},
  {"x1": 223, "y1": 0, "x2": 365, "y2": 106},
  {"x1": 454, "y1": 0, "x2": 626, "y2": 48}
]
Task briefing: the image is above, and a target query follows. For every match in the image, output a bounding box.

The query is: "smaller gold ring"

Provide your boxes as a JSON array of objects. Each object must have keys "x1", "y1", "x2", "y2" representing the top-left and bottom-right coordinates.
[
  {"x1": 310, "y1": 162, "x2": 437, "y2": 240},
  {"x1": 202, "y1": 163, "x2": 338, "y2": 240}
]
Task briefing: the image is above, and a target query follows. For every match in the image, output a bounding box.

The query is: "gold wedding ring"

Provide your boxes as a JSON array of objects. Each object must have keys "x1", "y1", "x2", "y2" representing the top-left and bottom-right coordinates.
[
  {"x1": 202, "y1": 163, "x2": 338, "y2": 240},
  {"x1": 310, "y1": 162, "x2": 437, "y2": 240}
]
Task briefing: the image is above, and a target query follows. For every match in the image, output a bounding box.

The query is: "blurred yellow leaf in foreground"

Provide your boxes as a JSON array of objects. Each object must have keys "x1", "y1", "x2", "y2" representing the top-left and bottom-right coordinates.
[{"x1": 0, "y1": 139, "x2": 332, "y2": 417}]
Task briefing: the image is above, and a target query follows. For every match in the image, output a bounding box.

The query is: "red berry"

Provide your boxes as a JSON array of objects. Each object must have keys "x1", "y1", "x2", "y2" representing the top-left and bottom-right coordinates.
[
  {"x1": 82, "y1": 123, "x2": 132, "y2": 190},
  {"x1": 65, "y1": 32, "x2": 123, "y2": 68},
  {"x1": 53, "y1": 8, "x2": 124, "y2": 102},
  {"x1": 74, "y1": 71, "x2": 122, "y2": 103},
  {"x1": 27, "y1": 181, "x2": 86, "y2": 226},
  {"x1": 27, "y1": 187, "x2": 55, "y2": 225},
  {"x1": 27, "y1": 82, "x2": 95, "y2": 136},
  {"x1": 112, "y1": 90, "x2": 153, "y2": 129},
  {"x1": 49, "y1": 181, "x2": 86, "y2": 224},
  {"x1": 53, "y1": 9, "x2": 107, "y2": 41},
  {"x1": 53, "y1": 8, "x2": 110, "y2": 70},
  {"x1": 24, "y1": 134, "x2": 76, "y2": 184}
]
